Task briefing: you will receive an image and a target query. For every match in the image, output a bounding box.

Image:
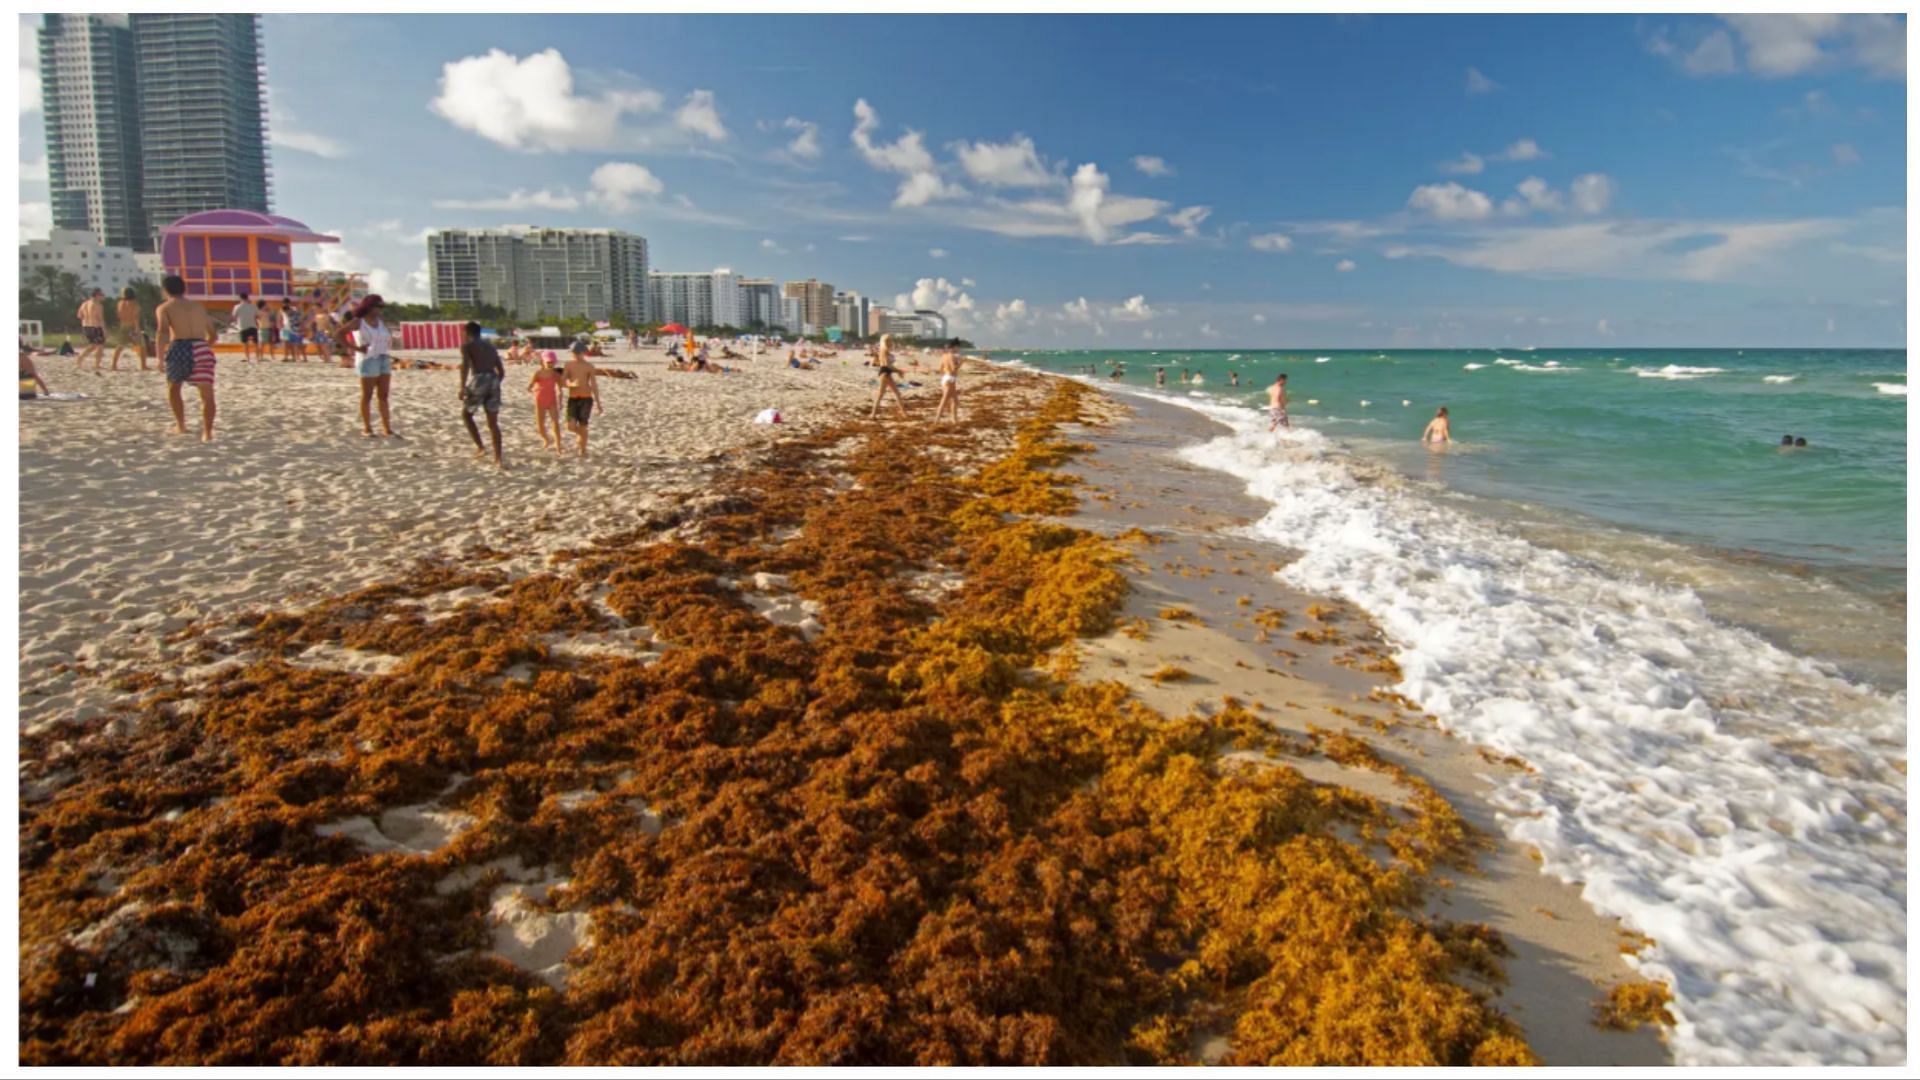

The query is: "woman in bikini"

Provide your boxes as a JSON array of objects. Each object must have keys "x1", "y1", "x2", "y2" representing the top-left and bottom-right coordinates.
[
  {"x1": 931, "y1": 340, "x2": 962, "y2": 422},
  {"x1": 529, "y1": 351, "x2": 564, "y2": 453},
  {"x1": 869, "y1": 333, "x2": 908, "y2": 419}
]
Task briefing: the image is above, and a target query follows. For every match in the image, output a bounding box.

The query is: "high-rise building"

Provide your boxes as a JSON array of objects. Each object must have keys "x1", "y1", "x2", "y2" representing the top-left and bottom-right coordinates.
[
  {"x1": 39, "y1": 15, "x2": 145, "y2": 251},
  {"x1": 834, "y1": 291, "x2": 869, "y2": 337},
  {"x1": 647, "y1": 268, "x2": 741, "y2": 328},
  {"x1": 738, "y1": 278, "x2": 782, "y2": 330},
  {"x1": 782, "y1": 279, "x2": 835, "y2": 331},
  {"x1": 37, "y1": 13, "x2": 271, "y2": 252},
  {"x1": 130, "y1": 14, "x2": 270, "y2": 235},
  {"x1": 428, "y1": 226, "x2": 649, "y2": 322}
]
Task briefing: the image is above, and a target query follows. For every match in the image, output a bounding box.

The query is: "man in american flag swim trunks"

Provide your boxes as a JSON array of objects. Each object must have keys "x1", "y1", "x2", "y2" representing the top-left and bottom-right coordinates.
[{"x1": 154, "y1": 275, "x2": 223, "y2": 441}]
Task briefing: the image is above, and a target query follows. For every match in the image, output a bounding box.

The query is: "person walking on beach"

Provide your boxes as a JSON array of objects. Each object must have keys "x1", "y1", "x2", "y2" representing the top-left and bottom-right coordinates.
[
  {"x1": 529, "y1": 351, "x2": 564, "y2": 453},
  {"x1": 931, "y1": 339, "x2": 963, "y2": 423},
  {"x1": 562, "y1": 339, "x2": 601, "y2": 458},
  {"x1": 338, "y1": 295, "x2": 397, "y2": 437},
  {"x1": 233, "y1": 291, "x2": 260, "y2": 363},
  {"x1": 75, "y1": 289, "x2": 108, "y2": 371},
  {"x1": 1421, "y1": 406, "x2": 1452, "y2": 445},
  {"x1": 870, "y1": 333, "x2": 908, "y2": 419},
  {"x1": 153, "y1": 274, "x2": 220, "y2": 441},
  {"x1": 1268, "y1": 373, "x2": 1290, "y2": 433},
  {"x1": 109, "y1": 287, "x2": 145, "y2": 372},
  {"x1": 459, "y1": 320, "x2": 506, "y2": 468}
]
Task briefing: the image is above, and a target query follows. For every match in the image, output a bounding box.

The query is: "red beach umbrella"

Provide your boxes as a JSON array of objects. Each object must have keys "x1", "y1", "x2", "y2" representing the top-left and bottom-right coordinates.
[{"x1": 659, "y1": 323, "x2": 688, "y2": 335}]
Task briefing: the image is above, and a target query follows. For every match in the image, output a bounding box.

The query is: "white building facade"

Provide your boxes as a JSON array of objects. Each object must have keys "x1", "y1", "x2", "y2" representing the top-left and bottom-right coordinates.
[
  {"x1": 428, "y1": 226, "x2": 649, "y2": 322},
  {"x1": 19, "y1": 228, "x2": 150, "y2": 294}
]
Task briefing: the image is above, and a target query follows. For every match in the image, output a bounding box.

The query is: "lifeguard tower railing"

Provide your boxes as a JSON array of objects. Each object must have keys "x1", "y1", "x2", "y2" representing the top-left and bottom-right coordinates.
[{"x1": 157, "y1": 210, "x2": 339, "y2": 311}]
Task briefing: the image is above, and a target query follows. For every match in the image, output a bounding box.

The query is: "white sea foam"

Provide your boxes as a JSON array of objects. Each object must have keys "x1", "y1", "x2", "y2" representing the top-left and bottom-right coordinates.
[
  {"x1": 1512, "y1": 361, "x2": 1575, "y2": 373},
  {"x1": 1462, "y1": 362, "x2": 1488, "y2": 370},
  {"x1": 1633, "y1": 364, "x2": 1728, "y2": 380},
  {"x1": 1873, "y1": 382, "x2": 1906, "y2": 396},
  {"x1": 1763, "y1": 375, "x2": 1798, "y2": 384},
  {"x1": 1315, "y1": 356, "x2": 1331, "y2": 363},
  {"x1": 1493, "y1": 358, "x2": 1521, "y2": 367},
  {"x1": 1165, "y1": 401, "x2": 1905, "y2": 1066}
]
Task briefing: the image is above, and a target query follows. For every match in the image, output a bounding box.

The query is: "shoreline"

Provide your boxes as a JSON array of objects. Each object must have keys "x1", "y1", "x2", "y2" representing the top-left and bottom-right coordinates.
[
  {"x1": 14, "y1": 362, "x2": 1658, "y2": 1065},
  {"x1": 992, "y1": 351, "x2": 1907, "y2": 697},
  {"x1": 1055, "y1": 392, "x2": 1669, "y2": 1065}
]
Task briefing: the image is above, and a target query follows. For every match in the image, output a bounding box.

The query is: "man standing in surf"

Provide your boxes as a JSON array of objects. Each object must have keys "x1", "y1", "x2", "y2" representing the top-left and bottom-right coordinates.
[{"x1": 1267, "y1": 373, "x2": 1290, "y2": 433}]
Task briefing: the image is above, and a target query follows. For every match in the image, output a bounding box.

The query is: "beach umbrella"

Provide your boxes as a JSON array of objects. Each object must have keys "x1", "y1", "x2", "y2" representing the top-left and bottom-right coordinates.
[{"x1": 659, "y1": 322, "x2": 689, "y2": 335}]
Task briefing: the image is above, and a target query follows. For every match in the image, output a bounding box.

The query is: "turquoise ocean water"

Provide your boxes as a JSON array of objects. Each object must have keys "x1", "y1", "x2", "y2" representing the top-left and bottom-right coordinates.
[{"x1": 991, "y1": 347, "x2": 1907, "y2": 689}]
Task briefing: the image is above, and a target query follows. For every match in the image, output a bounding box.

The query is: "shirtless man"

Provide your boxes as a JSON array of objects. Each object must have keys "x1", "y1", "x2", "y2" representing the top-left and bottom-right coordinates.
[
  {"x1": 110, "y1": 287, "x2": 145, "y2": 371},
  {"x1": 459, "y1": 320, "x2": 506, "y2": 467},
  {"x1": 153, "y1": 274, "x2": 221, "y2": 440},
  {"x1": 562, "y1": 339, "x2": 602, "y2": 458},
  {"x1": 1267, "y1": 373, "x2": 1290, "y2": 433},
  {"x1": 76, "y1": 289, "x2": 108, "y2": 370},
  {"x1": 931, "y1": 339, "x2": 963, "y2": 422},
  {"x1": 1421, "y1": 406, "x2": 1452, "y2": 446}
]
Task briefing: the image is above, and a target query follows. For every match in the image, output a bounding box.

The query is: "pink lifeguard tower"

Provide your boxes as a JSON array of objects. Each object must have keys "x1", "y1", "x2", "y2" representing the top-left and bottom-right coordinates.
[{"x1": 157, "y1": 209, "x2": 340, "y2": 316}]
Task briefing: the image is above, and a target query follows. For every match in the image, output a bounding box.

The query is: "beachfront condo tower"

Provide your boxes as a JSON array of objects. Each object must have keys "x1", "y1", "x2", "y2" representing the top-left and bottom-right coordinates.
[
  {"x1": 36, "y1": 13, "x2": 269, "y2": 253},
  {"x1": 38, "y1": 15, "x2": 146, "y2": 251},
  {"x1": 427, "y1": 226, "x2": 650, "y2": 322},
  {"x1": 130, "y1": 13, "x2": 272, "y2": 234},
  {"x1": 648, "y1": 269, "x2": 743, "y2": 330},
  {"x1": 782, "y1": 279, "x2": 837, "y2": 332}
]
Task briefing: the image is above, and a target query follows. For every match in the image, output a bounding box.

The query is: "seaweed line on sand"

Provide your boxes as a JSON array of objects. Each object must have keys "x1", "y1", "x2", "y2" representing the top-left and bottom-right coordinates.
[{"x1": 21, "y1": 376, "x2": 1536, "y2": 1066}]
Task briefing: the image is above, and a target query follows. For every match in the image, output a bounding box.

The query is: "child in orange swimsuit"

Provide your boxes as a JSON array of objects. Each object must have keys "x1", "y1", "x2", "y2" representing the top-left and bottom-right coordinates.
[{"x1": 529, "y1": 351, "x2": 564, "y2": 452}]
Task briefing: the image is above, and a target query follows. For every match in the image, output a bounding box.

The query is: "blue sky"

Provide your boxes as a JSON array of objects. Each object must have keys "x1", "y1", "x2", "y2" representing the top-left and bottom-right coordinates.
[{"x1": 16, "y1": 13, "x2": 1908, "y2": 346}]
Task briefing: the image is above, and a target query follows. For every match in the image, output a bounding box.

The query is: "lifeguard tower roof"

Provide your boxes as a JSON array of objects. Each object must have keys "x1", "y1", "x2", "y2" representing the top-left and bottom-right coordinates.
[{"x1": 159, "y1": 210, "x2": 340, "y2": 307}]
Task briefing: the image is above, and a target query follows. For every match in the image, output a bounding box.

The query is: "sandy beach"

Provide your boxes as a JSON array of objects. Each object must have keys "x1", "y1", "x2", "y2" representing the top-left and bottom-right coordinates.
[
  {"x1": 18, "y1": 359, "x2": 1677, "y2": 1064},
  {"x1": 16, "y1": 345, "x2": 910, "y2": 730}
]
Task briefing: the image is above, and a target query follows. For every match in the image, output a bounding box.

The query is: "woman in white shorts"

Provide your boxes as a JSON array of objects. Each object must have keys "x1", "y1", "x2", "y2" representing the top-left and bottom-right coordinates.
[{"x1": 931, "y1": 340, "x2": 962, "y2": 423}]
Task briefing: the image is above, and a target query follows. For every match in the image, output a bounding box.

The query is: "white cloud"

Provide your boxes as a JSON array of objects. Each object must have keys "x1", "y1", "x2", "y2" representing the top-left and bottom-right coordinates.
[
  {"x1": 961, "y1": 277, "x2": 976, "y2": 287},
  {"x1": 1465, "y1": 66, "x2": 1500, "y2": 94},
  {"x1": 1062, "y1": 297, "x2": 1096, "y2": 323},
  {"x1": 893, "y1": 277, "x2": 976, "y2": 328},
  {"x1": 587, "y1": 161, "x2": 666, "y2": 212},
  {"x1": 430, "y1": 48, "x2": 666, "y2": 152},
  {"x1": 1649, "y1": 16, "x2": 1904, "y2": 80},
  {"x1": 1066, "y1": 162, "x2": 1114, "y2": 244},
  {"x1": 433, "y1": 188, "x2": 582, "y2": 212},
  {"x1": 1407, "y1": 182, "x2": 1494, "y2": 221},
  {"x1": 1596, "y1": 318, "x2": 1613, "y2": 336},
  {"x1": 1569, "y1": 173, "x2": 1616, "y2": 215},
  {"x1": 1109, "y1": 295, "x2": 1155, "y2": 321},
  {"x1": 1131, "y1": 155, "x2": 1173, "y2": 177},
  {"x1": 1248, "y1": 232, "x2": 1294, "y2": 252},
  {"x1": 1386, "y1": 218, "x2": 1841, "y2": 283},
  {"x1": 313, "y1": 228, "x2": 429, "y2": 305},
  {"x1": 1832, "y1": 142, "x2": 1863, "y2": 167},
  {"x1": 954, "y1": 135, "x2": 1053, "y2": 187},
  {"x1": 1440, "y1": 152, "x2": 1485, "y2": 176},
  {"x1": 674, "y1": 89, "x2": 728, "y2": 141},
  {"x1": 20, "y1": 199, "x2": 50, "y2": 240},
  {"x1": 1336, "y1": 259, "x2": 1357, "y2": 273},
  {"x1": 928, "y1": 247, "x2": 949, "y2": 258},
  {"x1": 851, "y1": 98, "x2": 966, "y2": 208},
  {"x1": 760, "y1": 238, "x2": 786, "y2": 254},
  {"x1": 1501, "y1": 176, "x2": 1563, "y2": 216},
  {"x1": 19, "y1": 20, "x2": 40, "y2": 114},
  {"x1": 839, "y1": 234, "x2": 871, "y2": 242},
  {"x1": 1251, "y1": 313, "x2": 1268, "y2": 324},
  {"x1": 1494, "y1": 138, "x2": 1548, "y2": 162},
  {"x1": 993, "y1": 298, "x2": 1028, "y2": 322},
  {"x1": 1199, "y1": 322, "x2": 1220, "y2": 339},
  {"x1": 781, "y1": 116, "x2": 820, "y2": 159},
  {"x1": 1167, "y1": 205, "x2": 1212, "y2": 236},
  {"x1": 20, "y1": 151, "x2": 47, "y2": 183}
]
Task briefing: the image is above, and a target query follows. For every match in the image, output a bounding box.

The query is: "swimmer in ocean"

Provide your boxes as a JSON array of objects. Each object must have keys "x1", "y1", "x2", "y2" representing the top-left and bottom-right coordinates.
[
  {"x1": 1267, "y1": 373, "x2": 1289, "y2": 433},
  {"x1": 1421, "y1": 406, "x2": 1452, "y2": 445}
]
